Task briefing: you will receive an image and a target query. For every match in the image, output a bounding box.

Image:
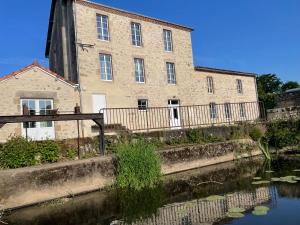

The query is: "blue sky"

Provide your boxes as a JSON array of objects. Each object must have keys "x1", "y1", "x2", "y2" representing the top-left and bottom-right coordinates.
[{"x1": 0, "y1": 0, "x2": 299, "y2": 82}]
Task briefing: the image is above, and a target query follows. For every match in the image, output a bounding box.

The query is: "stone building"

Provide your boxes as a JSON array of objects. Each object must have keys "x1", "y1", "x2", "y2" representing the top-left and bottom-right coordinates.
[
  {"x1": 0, "y1": 0, "x2": 260, "y2": 141},
  {"x1": 0, "y1": 63, "x2": 80, "y2": 142},
  {"x1": 44, "y1": 0, "x2": 259, "y2": 137},
  {"x1": 267, "y1": 88, "x2": 300, "y2": 121}
]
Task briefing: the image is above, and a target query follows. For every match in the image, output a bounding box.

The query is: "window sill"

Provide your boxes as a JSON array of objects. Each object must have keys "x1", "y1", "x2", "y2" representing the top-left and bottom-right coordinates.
[
  {"x1": 133, "y1": 45, "x2": 143, "y2": 48},
  {"x1": 97, "y1": 38, "x2": 110, "y2": 43}
]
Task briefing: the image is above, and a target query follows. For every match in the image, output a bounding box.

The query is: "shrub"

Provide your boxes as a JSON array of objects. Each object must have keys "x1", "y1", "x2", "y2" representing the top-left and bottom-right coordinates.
[
  {"x1": 186, "y1": 129, "x2": 201, "y2": 143},
  {"x1": 36, "y1": 140, "x2": 60, "y2": 163},
  {"x1": 67, "y1": 148, "x2": 77, "y2": 160},
  {"x1": 0, "y1": 137, "x2": 38, "y2": 169},
  {"x1": 266, "y1": 120, "x2": 300, "y2": 148},
  {"x1": 116, "y1": 140, "x2": 161, "y2": 190},
  {"x1": 249, "y1": 127, "x2": 263, "y2": 141}
]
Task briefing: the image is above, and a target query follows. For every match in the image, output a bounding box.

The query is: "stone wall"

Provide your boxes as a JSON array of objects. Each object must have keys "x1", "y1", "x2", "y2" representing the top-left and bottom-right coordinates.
[
  {"x1": 267, "y1": 106, "x2": 300, "y2": 121},
  {"x1": 0, "y1": 139, "x2": 259, "y2": 210}
]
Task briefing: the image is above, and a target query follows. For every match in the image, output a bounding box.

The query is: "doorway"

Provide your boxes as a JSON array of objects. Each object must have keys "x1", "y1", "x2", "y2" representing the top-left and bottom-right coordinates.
[
  {"x1": 21, "y1": 99, "x2": 55, "y2": 140},
  {"x1": 168, "y1": 99, "x2": 181, "y2": 128},
  {"x1": 92, "y1": 94, "x2": 107, "y2": 122}
]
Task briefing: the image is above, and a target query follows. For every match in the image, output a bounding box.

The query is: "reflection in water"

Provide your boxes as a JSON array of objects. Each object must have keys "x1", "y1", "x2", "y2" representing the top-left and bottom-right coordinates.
[
  {"x1": 117, "y1": 186, "x2": 276, "y2": 225},
  {"x1": 4, "y1": 156, "x2": 300, "y2": 225}
]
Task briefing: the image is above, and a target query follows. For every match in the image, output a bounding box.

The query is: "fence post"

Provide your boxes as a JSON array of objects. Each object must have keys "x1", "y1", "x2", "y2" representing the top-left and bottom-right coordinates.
[
  {"x1": 146, "y1": 109, "x2": 149, "y2": 132},
  {"x1": 187, "y1": 106, "x2": 191, "y2": 128}
]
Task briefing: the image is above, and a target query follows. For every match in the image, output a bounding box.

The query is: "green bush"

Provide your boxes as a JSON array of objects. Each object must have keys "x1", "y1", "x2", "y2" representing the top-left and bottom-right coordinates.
[
  {"x1": 0, "y1": 137, "x2": 60, "y2": 169},
  {"x1": 67, "y1": 148, "x2": 77, "y2": 160},
  {"x1": 266, "y1": 120, "x2": 300, "y2": 148},
  {"x1": 186, "y1": 129, "x2": 201, "y2": 143},
  {"x1": 0, "y1": 137, "x2": 38, "y2": 169},
  {"x1": 36, "y1": 140, "x2": 60, "y2": 163},
  {"x1": 249, "y1": 127, "x2": 263, "y2": 141},
  {"x1": 116, "y1": 140, "x2": 161, "y2": 190}
]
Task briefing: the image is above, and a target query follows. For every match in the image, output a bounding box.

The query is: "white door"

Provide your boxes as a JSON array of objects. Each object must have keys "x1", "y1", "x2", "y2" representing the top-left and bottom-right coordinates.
[
  {"x1": 168, "y1": 99, "x2": 181, "y2": 128},
  {"x1": 92, "y1": 94, "x2": 107, "y2": 122},
  {"x1": 21, "y1": 99, "x2": 55, "y2": 141}
]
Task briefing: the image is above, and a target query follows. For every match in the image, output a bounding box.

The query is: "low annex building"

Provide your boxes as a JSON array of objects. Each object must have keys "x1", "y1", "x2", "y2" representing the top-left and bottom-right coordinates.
[{"x1": 0, "y1": 62, "x2": 80, "y2": 142}]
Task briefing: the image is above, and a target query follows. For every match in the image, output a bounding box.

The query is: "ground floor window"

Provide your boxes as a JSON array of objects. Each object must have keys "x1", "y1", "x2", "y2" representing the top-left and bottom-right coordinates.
[
  {"x1": 239, "y1": 103, "x2": 246, "y2": 118},
  {"x1": 21, "y1": 99, "x2": 55, "y2": 140},
  {"x1": 209, "y1": 102, "x2": 218, "y2": 119},
  {"x1": 138, "y1": 99, "x2": 148, "y2": 111},
  {"x1": 224, "y1": 103, "x2": 232, "y2": 119}
]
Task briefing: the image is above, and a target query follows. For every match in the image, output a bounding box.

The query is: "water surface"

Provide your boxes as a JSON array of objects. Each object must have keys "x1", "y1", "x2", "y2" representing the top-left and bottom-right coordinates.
[{"x1": 4, "y1": 156, "x2": 300, "y2": 225}]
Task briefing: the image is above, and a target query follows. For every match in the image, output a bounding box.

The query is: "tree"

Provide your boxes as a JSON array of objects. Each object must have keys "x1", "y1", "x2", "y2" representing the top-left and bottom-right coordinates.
[
  {"x1": 257, "y1": 74, "x2": 282, "y2": 94},
  {"x1": 281, "y1": 81, "x2": 300, "y2": 92},
  {"x1": 257, "y1": 74, "x2": 282, "y2": 110}
]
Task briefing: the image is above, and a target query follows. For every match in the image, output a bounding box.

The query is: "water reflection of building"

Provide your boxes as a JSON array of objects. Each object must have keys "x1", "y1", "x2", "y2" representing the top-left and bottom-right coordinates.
[{"x1": 117, "y1": 186, "x2": 276, "y2": 225}]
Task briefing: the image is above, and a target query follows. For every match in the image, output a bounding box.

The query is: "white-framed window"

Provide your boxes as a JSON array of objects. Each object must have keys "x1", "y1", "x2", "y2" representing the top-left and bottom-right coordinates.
[
  {"x1": 99, "y1": 54, "x2": 112, "y2": 81},
  {"x1": 224, "y1": 103, "x2": 232, "y2": 119},
  {"x1": 138, "y1": 99, "x2": 148, "y2": 111},
  {"x1": 236, "y1": 79, "x2": 243, "y2": 94},
  {"x1": 131, "y1": 22, "x2": 142, "y2": 46},
  {"x1": 134, "y1": 58, "x2": 145, "y2": 83},
  {"x1": 239, "y1": 103, "x2": 246, "y2": 118},
  {"x1": 209, "y1": 102, "x2": 218, "y2": 119},
  {"x1": 163, "y1": 29, "x2": 173, "y2": 52},
  {"x1": 97, "y1": 14, "x2": 110, "y2": 41},
  {"x1": 21, "y1": 99, "x2": 36, "y2": 128},
  {"x1": 21, "y1": 99, "x2": 53, "y2": 128},
  {"x1": 166, "y1": 62, "x2": 176, "y2": 84},
  {"x1": 207, "y1": 76, "x2": 214, "y2": 94}
]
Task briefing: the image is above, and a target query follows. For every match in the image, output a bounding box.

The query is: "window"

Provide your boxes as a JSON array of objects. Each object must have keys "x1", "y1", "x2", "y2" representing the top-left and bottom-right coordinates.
[
  {"x1": 236, "y1": 79, "x2": 243, "y2": 94},
  {"x1": 134, "y1": 58, "x2": 145, "y2": 83},
  {"x1": 209, "y1": 102, "x2": 218, "y2": 119},
  {"x1": 166, "y1": 62, "x2": 176, "y2": 84},
  {"x1": 207, "y1": 76, "x2": 214, "y2": 94},
  {"x1": 131, "y1": 22, "x2": 142, "y2": 46},
  {"x1": 97, "y1": 14, "x2": 109, "y2": 41},
  {"x1": 21, "y1": 99, "x2": 53, "y2": 128},
  {"x1": 21, "y1": 99, "x2": 36, "y2": 128},
  {"x1": 39, "y1": 100, "x2": 53, "y2": 128},
  {"x1": 239, "y1": 103, "x2": 246, "y2": 118},
  {"x1": 224, "y1": 103, "x2": 232, "y2": 119},
  {"x1": 99, "y1": 54, "x2": 112, "y2": 81},
  {"x1": 163, "y1": 29, "x2": 173, "y2": 51},
  {"x1": 138, "y1": 99, "x2": 148, "y2": 111}
]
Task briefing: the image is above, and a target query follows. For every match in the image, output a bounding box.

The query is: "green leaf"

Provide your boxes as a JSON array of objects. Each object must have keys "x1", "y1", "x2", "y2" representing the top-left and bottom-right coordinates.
[
  {"x1": 206, "y1": 195, "x2": 225, "y2": 201},
  {"x1": 227, "y1": 212, "x2": 245, "y2": 218},
  {"x1": 228, "y1": 207, "x2": 246, "y2": 213}
]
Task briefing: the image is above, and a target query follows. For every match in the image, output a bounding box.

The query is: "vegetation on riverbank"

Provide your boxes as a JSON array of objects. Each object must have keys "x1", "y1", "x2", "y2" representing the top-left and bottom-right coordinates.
[
  {"x1": 266, "y1": 119, "x2": 300, "y2": 149},
  {"x1": 116, "y1": 140, "x2": 161, "y2": 190},
  {"x1": 0, "y1": 137, "x2": 60, "y2": 169}
]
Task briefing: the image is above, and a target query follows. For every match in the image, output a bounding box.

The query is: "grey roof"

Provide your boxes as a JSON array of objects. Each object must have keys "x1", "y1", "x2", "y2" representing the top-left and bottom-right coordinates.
[
  {"x1": 195, "y1": 66, "x2": 257, "y2": 77},
  {"x1": 285, "y1": 88, "x2": 300, "y2": 93}
]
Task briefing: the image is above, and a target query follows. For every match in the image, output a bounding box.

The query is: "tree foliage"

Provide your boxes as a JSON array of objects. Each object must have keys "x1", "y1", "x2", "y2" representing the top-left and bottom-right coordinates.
[
  {"x1": 282, "y1": 81, "x2": 300, "y2": 92},
  {"x1": 257, "y1": 74, "x2": 299, "y2": 109},
  {"x1": 257, "y1": 74, "x2": 282, "y2": 109}
]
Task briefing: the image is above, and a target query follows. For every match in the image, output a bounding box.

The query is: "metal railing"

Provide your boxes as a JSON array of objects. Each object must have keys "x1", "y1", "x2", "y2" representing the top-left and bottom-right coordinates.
[{"x1": 100, "y1": 101, "x2": 266, "y2": 132}]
